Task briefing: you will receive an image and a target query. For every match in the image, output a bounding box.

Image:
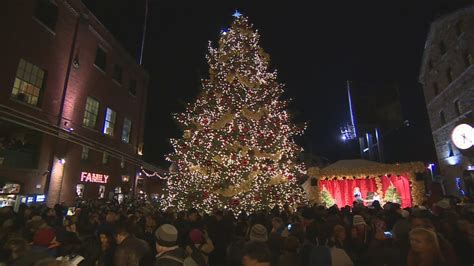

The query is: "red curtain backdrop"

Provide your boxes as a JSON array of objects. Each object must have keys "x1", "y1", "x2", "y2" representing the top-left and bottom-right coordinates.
[
  {"x1": 319, "y1": 178, "x2": 377, "y2": 208},
  {"x1": 319, "y1": 175, "x2": 412, "y2": 208},
  {"x1": 381, "y1": 175, "x2": 412, "y2": 208}
]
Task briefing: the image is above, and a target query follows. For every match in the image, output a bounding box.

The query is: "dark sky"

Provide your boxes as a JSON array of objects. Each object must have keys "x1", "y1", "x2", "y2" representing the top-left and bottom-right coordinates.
[{"x1": 83, "y1": 0, "x2": 472, "y2": 167}]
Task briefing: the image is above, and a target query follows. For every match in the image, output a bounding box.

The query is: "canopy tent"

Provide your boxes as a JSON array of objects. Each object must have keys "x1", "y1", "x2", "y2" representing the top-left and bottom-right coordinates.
[{"x1": 302, "y1": 159, "x2": 426, "y2": 208}]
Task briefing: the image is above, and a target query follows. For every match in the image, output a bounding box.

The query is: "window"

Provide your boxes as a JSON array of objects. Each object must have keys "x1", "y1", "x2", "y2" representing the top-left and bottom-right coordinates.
[
  {"x1": 440, "y1": 110, "x2": 446, "y2": 126},
  {"x1": 83, "y1": 97, "x2": 99, "y2": 128},
  {"x1": 448, "y1": 143, "x2": 454, "y2": 157},
  {"x1": 81, "y1": 146, "x2": 89, "y2": 160},
  {"x1": 112, "y1": 65, "x2": 122, "y2": 84},
  {"x1": 102, "y1": 152, "x2": 108, "y2": 164},
  {"x1": 454, "y1": 100, "x2": 461, "y2": 116},
  {"x1": 103, "y1": 108, "x2": 116, "y2": 136},
  {"x1": 34, "y1": 0, "x2": 58, "y2": 31},
  {"x1": 439, "y1": 41, "x2": 447, "y2": 55},
  {"x1": 94, "y1": 47, "x2": 107, "y2": 71},
  {"x1": 99, "y1": 185, "x2": 105, "y2": 199},
  {"x1": 464, "y1": 51, "x2": 473, "y2": 68},
  {"x1": 11, "y1": 59, "x2": 44, "y2": 106},
  {"x1": 455, "y1": 20, "x2": 464, "y2": 36},
  {"x1": 76, "y1": 184, "x2": 84, "y2": 198},
  {"x1": 433, "y1": 82, "x2": 439, "y2": 96},
  {"x1": 447, "y1": 68, "x2": 453, "y2": 83},
  {"x1": 122, "y1": 118, "x2": 132, "y2": 143},
  {"x1": 129, "y1": 79, "x2": 137, "y2": 96}
]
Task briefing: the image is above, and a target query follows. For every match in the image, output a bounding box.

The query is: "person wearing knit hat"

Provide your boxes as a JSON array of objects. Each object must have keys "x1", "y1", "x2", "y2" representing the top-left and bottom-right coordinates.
[
  {"x1": 353, "y1": 215, "x2": 367, "y2": 226},
  {"x1": 155, "y1": 224, "x2": 186, "y2": 265},
  {"x1": 250, "y1": 224, "x2": 268, "y2": 242},
  {"x1": 188, "y1": 229, "x2": 204, "y2": 245}
]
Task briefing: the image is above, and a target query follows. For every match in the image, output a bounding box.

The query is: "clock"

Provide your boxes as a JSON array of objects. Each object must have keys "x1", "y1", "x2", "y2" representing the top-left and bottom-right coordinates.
[{"x1": 451, "y1": 124, "x2": 474, "y2": 150}]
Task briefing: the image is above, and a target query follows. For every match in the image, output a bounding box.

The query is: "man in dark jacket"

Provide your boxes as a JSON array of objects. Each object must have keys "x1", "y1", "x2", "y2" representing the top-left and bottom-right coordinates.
[
  {"x1": 155, "y1": 224, "x2": 186, "y2": 266},
  {"x1": 114, "y1": 221, "x2": 153, "y2": 266}
]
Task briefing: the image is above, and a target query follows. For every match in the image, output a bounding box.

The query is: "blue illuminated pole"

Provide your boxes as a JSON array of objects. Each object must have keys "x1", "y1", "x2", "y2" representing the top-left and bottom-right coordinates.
[
  {"x1": 347, "y1": 80, "x2": 357, "y2": 136},
  {"x1": 139, "y1": 0, "x2": 148, "y2": 65}
]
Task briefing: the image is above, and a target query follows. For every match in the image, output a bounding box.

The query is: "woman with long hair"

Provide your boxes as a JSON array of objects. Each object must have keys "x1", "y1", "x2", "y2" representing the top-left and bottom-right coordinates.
[{"x1": 408, "y1": 227, "x2": 447, "y2": 266}]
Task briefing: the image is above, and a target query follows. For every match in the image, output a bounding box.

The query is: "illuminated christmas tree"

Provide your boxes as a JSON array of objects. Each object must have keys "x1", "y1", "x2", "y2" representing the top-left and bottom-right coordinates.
[
  {"x1": 164, "y1": 12, "x2": 307, "y2": 213},
  {"x1": 383, "y1": 184, "x2": 401, "y2": 204},
  {"x1": 321, "y1": 186, "x2": 335, "y2": 208}
]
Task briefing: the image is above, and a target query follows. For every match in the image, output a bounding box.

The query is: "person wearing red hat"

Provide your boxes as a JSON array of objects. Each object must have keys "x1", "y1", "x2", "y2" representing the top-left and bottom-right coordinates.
[{"x1": 184, "y1": 229, "x2": 214, "y2": 266}]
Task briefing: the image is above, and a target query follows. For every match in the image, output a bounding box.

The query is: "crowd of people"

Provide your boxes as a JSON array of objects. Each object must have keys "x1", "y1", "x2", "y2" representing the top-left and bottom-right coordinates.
[{"x1": 0, "y1": 197, "x2": 473, "y2": 266}]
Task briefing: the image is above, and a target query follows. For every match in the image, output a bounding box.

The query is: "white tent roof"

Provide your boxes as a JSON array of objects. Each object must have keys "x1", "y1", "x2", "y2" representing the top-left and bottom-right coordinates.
[{"x1": 323, "y1": 159, "x2": 386, "y2": 171}]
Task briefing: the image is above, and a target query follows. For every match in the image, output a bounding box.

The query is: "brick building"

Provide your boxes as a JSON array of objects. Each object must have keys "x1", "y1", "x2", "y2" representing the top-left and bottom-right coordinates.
[
  {"x1": 419, "y1": 5, "x2": 474, "y2": 196},
  {"x1": 0, "y1": 0, "x2": 149, "y2": 207}
]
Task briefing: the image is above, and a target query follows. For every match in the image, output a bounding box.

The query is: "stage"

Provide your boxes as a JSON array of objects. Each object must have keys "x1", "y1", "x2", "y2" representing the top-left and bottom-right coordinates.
[{"x1": 303, "y1": 159, "x2": 426, "y2": 208}]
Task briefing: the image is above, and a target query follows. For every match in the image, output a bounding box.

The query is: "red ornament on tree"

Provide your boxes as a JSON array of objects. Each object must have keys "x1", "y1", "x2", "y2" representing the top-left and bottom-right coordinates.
[
  {"x1": 287, "y1": 175, "x2": 294, "y2": 180},
  {"x1": 252, "y1": 165, "x2": 259, "y2": 171},
  {"x1": 203, "y1": 192, "x2": 209, "y2": 199}
]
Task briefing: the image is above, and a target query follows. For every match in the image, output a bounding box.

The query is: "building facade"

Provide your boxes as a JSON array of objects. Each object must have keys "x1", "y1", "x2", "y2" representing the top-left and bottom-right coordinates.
[
  {"x1": 0, "y1": 0, "x2": 149, "y2": 207},
  {"x1": 419, "y1": 5, "x2": 474, "y2": 196}
]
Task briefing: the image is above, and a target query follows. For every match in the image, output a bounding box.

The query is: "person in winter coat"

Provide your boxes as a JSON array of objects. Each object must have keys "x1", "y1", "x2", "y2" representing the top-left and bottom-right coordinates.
[
  {"x1": 407, "y1": 227, "x2": 447, "y2": 266},
  {"x1": 97, "y1": 230, "x2": 115, "y2": 266},
  {"x1": 155, "y1": 224, "x2": 186, "y2": 266},
  {"x1": 242, "y1": 241, "x2": 271, "y2": 266},
  {"x1": 4, "y1": 238, "x2": 51, "y2": 266},
  {"x1": 278, "y1": 236, "x2": 300, "y2": 266},
  {"x1": 114, "y1": 221, "x2": 153, "y2": 266},
  {"x1": 227, "y1": 221, "x2": 248, "y2": 266},
  {"x1": 184, "y1": 229, "x2": 214, "y2": 266}
]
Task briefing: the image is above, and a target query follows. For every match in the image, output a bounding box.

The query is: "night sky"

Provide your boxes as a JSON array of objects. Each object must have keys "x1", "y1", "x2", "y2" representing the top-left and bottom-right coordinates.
[{"x1": 82, "y1": 0, "x2": 472, "y2": 167}]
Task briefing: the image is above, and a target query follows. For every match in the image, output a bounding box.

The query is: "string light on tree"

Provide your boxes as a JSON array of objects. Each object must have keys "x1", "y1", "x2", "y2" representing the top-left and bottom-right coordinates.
[{"x1": 164, "y1": 12, "x2": 308, "y2": 213}]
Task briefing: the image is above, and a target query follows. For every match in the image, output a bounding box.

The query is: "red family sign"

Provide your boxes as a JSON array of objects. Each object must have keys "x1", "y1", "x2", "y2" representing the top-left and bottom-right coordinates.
[{"x1": 80, "y1": 172, "x2": 109, "y2": 184}]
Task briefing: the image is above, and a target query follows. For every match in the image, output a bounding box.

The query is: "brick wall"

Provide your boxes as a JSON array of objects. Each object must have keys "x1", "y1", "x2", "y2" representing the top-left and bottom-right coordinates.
[{"x1": 0, "y1": 0, "x2": 148, "y2": 202}]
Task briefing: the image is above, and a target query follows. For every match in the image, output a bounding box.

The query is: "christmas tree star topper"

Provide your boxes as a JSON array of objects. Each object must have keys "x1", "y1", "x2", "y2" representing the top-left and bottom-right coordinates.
[{"x1": 232, "y1": 10, "x2": 242, "y2": 18}]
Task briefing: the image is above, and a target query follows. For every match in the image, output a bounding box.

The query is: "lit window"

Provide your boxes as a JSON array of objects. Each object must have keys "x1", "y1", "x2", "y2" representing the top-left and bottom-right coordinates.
[
  {"x1": 81, "y1": 146, "x2": 89, "y2": 160},
  {"x1": 11, "y1": 59, "x2": 44, "y2": 106},
  {"x1": 122, "y1": 118, "x2": 132, "y2": 143},
  {"x1": 129, "y1": 79, "x2": 137, "y2": 96},
  {"x1": 34, "y1": 0, "x2": 58, "y2": 32},
  {"x1": 76, "y1": 184, "x2": 84, "y2": 198},
  {"x1": 102, "y1": 152, "x2": 108, "y2": 164},
  {"x1": 455, "y1": 20, "x2": 464, "y2": 36},
  {"x1": 94, "y1": 47, "x2": 107, "y2": 71},
  {"x1": 440, "y1": 41, "x2": 447, "y2": 55},
  {"x1": 99, "y1": 185, "x2": 105, "y2": 199},
  {"x1": 433, "y1": 82, "x2": 439, "y2": 96},
  {"x1": 440, "y1": 110, "x2": 446, "y2": 126},
  {"x1": 454, "y1": 100, "x2": 461, "y2": 117},
  {"x1": 113, "y1": 65, "x2": 122, "y2": 84},
  {"x1": 448, "y1": 143, "x2": 454, "y2": 157},
  {"x1": 83, "y1": 97, "x2": 99, "y2": 128},
  {"x1": 103, "y1": 108, "x2": 116, "y2": 136}
]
